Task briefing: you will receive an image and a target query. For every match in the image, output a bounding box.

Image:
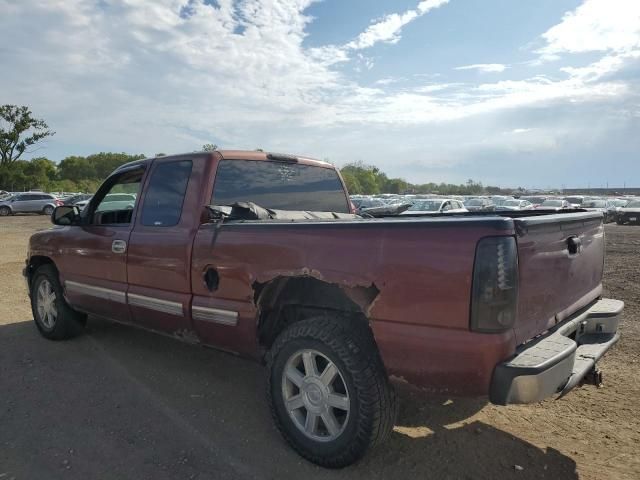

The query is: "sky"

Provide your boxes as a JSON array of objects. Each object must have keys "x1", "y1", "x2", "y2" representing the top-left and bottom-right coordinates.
[{"x1": 1, "y1": 0, "x2": 639, "y2": 188}]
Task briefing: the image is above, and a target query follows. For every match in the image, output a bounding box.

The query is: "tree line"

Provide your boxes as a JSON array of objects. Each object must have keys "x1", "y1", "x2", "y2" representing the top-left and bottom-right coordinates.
[
  {"x1": 340, "y1": 161, "x2": 511, "y2": 196},
  {"x1": 0, "y1": 153, "x2": 146, "y2": 193}
]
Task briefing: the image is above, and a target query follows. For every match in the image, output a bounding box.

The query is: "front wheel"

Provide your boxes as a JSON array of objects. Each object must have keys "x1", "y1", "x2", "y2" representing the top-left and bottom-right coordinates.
[
  {"x1": 42, "y1": 205, "x2": 54, "y2": 216},
  {"x1": 0, "y1": 206, "x2": 11, "y2": 216},
  {"x1": 267, "y1": 317, "x2": 398, "y2": 468},
  {"x1": 30, "y1": 265, "x2": 86, "y2": 340}
]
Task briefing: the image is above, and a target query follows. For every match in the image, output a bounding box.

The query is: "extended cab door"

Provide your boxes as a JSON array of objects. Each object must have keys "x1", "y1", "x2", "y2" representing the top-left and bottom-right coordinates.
[
  {"x1": 60, "y1": 165, "x2": 146, "y2": 321},
  {"x1": 126, "y1": 156, "x2": 203, "y2": 334}
]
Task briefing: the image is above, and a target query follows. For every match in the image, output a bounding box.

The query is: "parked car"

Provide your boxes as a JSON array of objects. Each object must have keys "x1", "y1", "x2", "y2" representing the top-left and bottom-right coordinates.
[
  {"x1": 616, "y1": 200, "x2": 640, "y2": 225},
  {"x1": 582, "y1": 199, "x2": 617, "y2": 223},
  {"x1": 564, "y1": 196, "x2": 585, "y2": 208},
  {"x1": 536, "y1": 199, "x2": 572, "y2": 211},
  {"x1": 464, "y1": 197, "x2": 495, "y2": 211},
  {"x1": 0, "y1": 192, "x2": 61, "y2": 216},
  {"x1": 61, "y1": 193, "x2": 93, "y2": 206},
  {"x1": 496, "y1": 199, "x2": 534, "y2": 211},
  {"x1": 610, "y1": 198, "x2": 630, "y2": 212},
  {"x1": 24, "y1": 151, "x2": 623, "y2": 468},
  {"x1": 491, "y1": 196, "x2": 514, "y2": 207},
  {"x1": 400, "y1": 198, "x2": 467, "y2": 215},
  {"x1": 520, "y1": 195, "x2": 547, "y2": 208}
]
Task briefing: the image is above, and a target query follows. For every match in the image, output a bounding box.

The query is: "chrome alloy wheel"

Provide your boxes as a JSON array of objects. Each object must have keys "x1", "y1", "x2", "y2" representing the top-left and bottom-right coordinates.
[
  {"x1": 281, "y1": 349, "x2": 350, "y2": 442},
  {"x1": 36, "y1": 279, "x2": 57, "y2": 329}
]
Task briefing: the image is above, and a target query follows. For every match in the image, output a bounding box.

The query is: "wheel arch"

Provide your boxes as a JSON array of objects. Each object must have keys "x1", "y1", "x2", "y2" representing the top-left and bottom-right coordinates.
[
  {"x1": 26, "y1": 256, "x2": 58, "y2": 289},
  {"x1": 254, "y1": 275, "x2": 379, "y2": 352}
]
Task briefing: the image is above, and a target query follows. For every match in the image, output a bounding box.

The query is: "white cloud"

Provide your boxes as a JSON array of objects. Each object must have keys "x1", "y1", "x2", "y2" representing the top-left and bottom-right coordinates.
[
  {"x1": 538, "y1": 0, "x2": 640, "y2": 57},
  {"x1": 455, "y1": 63, "x2": 508, "y2": 73},
  {"x1": 0, "y1": 0, "x2": 637, "y2": 187},
  {"x1": 345, "y1": 0, "x2": 449, "y2": 50}
]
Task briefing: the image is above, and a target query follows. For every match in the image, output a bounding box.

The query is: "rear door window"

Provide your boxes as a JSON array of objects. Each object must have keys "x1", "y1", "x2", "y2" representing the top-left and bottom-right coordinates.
[
  {"x1": 140, "y1": 160, "x2": 192, "y2": 227},
  {"x1": 211, "y1": 160, "x2": 349, "y2": 212}
]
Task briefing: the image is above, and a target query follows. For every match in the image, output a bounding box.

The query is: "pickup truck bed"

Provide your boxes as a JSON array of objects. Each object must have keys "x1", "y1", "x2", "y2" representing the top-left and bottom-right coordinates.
[{"x1": 24, "y1": 150, "x2": 622, "y2": 468}]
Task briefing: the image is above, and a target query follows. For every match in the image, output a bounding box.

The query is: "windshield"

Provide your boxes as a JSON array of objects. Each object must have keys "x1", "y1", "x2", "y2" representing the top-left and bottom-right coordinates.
[
  {"x1": 466, "y1": 199, "x2": 483, "y2": 206},
  {"x1": 542, "y1": 200, "x2": 563, "y2": 207},
  {"x1": 408, "y1": 200, "x2": 441, "y2": 211},
  {"x1": 565, "y1": 197, "x2": 583, "y2": 205},
  {"x1": 583, "y1": 200, "x2": 606, "y2": 208},
  {"x1": 626, "y1": 201, "x2": 640, "y2": 208},
  {"x1": 504, "y1": 200, "x2": 521, "y2": 206}
]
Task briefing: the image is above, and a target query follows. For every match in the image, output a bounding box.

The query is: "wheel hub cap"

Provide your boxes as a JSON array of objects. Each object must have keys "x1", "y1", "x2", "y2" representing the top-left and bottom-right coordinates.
[
  {"x1": 36, "y1": 279, "x2": 57, "y2": 329},
  {"x1": 281, "y1": 349, "x2": 350, "y2": 442}
]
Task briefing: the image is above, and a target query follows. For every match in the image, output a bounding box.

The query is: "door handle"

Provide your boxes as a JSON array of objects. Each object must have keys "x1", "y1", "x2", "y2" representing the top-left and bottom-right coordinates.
[{"x1": 112, "y1": 240, "x2": 127, "y2": 254}]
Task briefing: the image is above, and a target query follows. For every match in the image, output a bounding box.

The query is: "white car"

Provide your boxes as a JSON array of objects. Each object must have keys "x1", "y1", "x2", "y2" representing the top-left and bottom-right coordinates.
[
  {"x1": 535, "y1": 199, "x2": 572, "y2": 211},
  {"x1": 496, "y1": 199, "x2": 534, "y2": 211},
  {"x1": 401, "y1": 198, "x2": 467, "y2": 215}
]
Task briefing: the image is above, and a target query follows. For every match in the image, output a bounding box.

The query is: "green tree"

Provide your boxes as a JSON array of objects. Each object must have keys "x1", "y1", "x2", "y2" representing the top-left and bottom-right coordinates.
[
  {"x1": 58, "y1": 156, "x2": 94, "y2": 182},
  {"x1": 0, "y1": 105, "x2": 55, "y2": 166},
  {"x1": 87, "y1": 152, "x2": 145, "y2": 178},
  {"x1": 202, "y1": 143, "x2": 218, "y2": 152},
  {"x1": 340, "y1": 171, "x2": 363, "y2": 194}
]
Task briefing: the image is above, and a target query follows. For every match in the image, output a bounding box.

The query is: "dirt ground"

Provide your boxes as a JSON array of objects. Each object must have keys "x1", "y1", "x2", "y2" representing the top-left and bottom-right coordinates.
[{"x1": 0, "y1": 215, "x2": 638, "y2": 480}]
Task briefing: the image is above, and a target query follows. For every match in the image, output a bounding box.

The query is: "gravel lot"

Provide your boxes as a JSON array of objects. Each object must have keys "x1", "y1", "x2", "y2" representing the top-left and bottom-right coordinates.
[{"x1": 1, "y1": 216, "x2": 638, "y2": 480}]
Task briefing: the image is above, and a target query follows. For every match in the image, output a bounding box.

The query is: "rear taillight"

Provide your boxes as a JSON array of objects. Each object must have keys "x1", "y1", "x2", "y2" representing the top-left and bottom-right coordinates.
[
  {"x1": 55, "y1": 200, "x2": 63, "y2": 206},
  {"x1": 470, "y1": 236, "x2": 518, "y2": 333}
]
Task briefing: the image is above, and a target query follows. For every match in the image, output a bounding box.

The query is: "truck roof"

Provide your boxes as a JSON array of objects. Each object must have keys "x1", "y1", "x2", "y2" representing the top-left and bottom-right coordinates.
[{"x1": 114, "y1": 150, "x2": 333, "y2": 174}]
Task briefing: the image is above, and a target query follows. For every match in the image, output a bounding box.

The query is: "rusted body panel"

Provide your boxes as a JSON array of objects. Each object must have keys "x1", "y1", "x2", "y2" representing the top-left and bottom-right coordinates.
[{"x1": 190, "y1": 218, "x2": 515, "y2": 394}]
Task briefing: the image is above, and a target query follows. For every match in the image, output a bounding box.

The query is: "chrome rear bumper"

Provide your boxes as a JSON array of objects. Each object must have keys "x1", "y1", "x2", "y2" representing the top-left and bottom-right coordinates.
[{"x1": 490, "y1": 298, "x2": 623, "y2": 405}]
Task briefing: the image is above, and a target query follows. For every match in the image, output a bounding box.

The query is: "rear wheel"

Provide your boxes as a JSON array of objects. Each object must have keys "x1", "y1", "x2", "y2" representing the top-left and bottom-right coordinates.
[
  {"x1": 30, "y1": 265, "x2": 86, "y2": 340},
  {"x1": 267, "y1": 316, "x2": 397, "y2": 468},
  {"x1": 42, "y1": 205, "x2": 55, "y2": 216},
  {"x1": 0, "y1": 206, "x2": 10, "y2": 216}
]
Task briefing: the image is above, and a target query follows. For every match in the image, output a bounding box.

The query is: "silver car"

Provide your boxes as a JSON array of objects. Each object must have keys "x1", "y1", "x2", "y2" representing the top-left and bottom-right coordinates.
[{"x1": 0, "y1": 192, "x2": 60, "y2": 216}]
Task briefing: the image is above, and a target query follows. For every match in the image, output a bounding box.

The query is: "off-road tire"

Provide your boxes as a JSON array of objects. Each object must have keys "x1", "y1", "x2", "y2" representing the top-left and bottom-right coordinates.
[
  {"x1": 30, "y1": 264, "x2": 86, "y2": 340},
  {"x1": 267, "y1": 316, "x2": 398, "y2": 468}
]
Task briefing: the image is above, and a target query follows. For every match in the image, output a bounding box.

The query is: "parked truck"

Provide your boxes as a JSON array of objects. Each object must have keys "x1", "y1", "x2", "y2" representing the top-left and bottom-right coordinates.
[{"x1": 24, "y1": 150, "x2": 623, "y2": 468}]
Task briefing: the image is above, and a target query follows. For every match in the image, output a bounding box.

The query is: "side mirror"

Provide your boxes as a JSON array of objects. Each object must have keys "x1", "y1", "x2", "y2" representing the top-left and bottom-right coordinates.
[{"x1": 52, "y1": 205, "x2": 81, "y2": 226}]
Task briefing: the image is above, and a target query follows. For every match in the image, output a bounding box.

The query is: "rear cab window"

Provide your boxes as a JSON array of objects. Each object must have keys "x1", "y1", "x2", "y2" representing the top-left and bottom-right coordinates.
[{"x1": 211, "y1": 159, "x2": 349, "y2": 213}]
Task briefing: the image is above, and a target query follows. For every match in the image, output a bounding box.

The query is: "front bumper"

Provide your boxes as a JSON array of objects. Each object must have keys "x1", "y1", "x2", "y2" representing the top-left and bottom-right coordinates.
[
  {"x1": 617, "y1": 213, "x2": 640, "y2": 224},
  {"x1": 490, "y1": 298, "x2": 623, "y2": 405}
]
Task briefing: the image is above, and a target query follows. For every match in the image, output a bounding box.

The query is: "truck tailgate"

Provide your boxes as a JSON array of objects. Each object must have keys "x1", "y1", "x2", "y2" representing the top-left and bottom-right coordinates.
[{"x1": 513, "y1": 212, "x2": 605, "y2": 344}]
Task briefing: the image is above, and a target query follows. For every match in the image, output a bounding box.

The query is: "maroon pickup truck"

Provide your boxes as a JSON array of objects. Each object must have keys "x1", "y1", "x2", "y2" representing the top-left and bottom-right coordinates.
[{"x1": 25, "y1": 151, "x2": 622, "y2": 468}]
